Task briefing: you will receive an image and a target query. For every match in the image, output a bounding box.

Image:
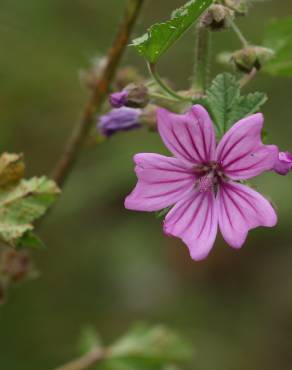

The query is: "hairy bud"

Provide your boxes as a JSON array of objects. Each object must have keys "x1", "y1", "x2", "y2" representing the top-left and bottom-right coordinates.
[
  {"x1": 140, "y1": 105, "x2": 158, "y2": 131},
  {"x1": 232, "y1": 46, "x2": 275, "y2": 73},
  {"x1": 115, "y1": 67, "x2": 143, "y2": 90},
  {"x1": 110, "y1": 84, "x2": 149, "y2": 109},
  {"x1": 98, "y1": 107, "x2": 142, "y2": 137},
  {"x1": 223, "y1": 0, "x2": 249, "y2": 16},
  {"x1": 201, "y1": 4, "x2": 234, "y2": 31},
  {"x1": 79, "y1": 57, "x2": 107, "y2": 90}
]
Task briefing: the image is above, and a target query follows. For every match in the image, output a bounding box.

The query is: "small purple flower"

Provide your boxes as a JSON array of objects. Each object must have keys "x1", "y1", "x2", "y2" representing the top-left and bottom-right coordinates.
[
  {"x1": 125, "y1": 105, "x2": 279, "y2": 261},
  {"x1": 273, "y1": 151, "x2": 292, "y2": 175},
  {"x1": 109, "y1": 91, "x2": 129, "y2": 108},
  {"x1": 98, "y1": 107, "x2": 141, "y2": 137}
]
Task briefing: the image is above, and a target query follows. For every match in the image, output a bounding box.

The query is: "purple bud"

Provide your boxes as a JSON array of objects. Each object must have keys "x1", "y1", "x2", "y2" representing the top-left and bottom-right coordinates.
[
  {"x1": 274, "y1": 151, "x2": 292, "y2": 175},
  {"x1": 98, "y1": 107, "x2": 142, "y2": 137},
  {"x1": 109, "y1": 90, "x2": 129, "y2": 108}
]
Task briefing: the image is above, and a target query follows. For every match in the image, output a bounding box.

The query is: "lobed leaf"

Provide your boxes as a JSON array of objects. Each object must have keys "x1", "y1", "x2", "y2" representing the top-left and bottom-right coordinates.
[
  {"x1": 0, "y1": 176, "x2": 60, "y2": 247},
  {"x1": 108, "y1": 324, "x2": 192, "y2": 364},
  {"x1": 132, "y1": 0, "x2": 212, "y2": 63},
  {"x1": 203, "y1": 73, "x2": 267, "y2": 136}
]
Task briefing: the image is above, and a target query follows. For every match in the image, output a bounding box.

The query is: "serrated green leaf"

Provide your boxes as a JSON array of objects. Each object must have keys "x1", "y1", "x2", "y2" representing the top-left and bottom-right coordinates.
[
  {"x1": 263, "y1": 16, "x2": 292, "y2": 76},
  {"x1": 204, "y1": 73, "x2": 240, "y2": 135},
  {"x1": 203, "y1": 73, "x2": 267, "y2": 136},
  {"x1": 108, "y1": 324, "x2": 192, "y2": 364},
  {"x1": 0, "y1": 176, "x2": 60, "y2": 247},
  {"x1": 228, "y1": 91, "x2": 268, "y2": 126},
  {"x1": 132, "y1": 0, "x2": 212, "y2": 63}
]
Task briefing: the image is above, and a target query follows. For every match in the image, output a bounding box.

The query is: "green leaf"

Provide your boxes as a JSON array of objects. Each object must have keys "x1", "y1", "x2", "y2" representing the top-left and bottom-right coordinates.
[
  {"x1": 132, "y1": 0, "x2": 212, "y2": 63},
  {"x1": 204, "y1": 73, "x2": 239, "y2": 135},
  {"x1": 263, "y1": 16, "x2": 292, "y2": 76},
  {"x1": 0, "y1": 176, "x2": 60, "y2": 247},
  {"x1": 228, "y1": 92, "x2": 268, "y2": 127},
  {"x1": 17, "y1": 232, "x2": 45, "y2": 249},
  {"x1": 0, "y1": 153, "x2": 25, "y2": 187},
  {"x1": 203, "y1": 73, "x2": 267, "y2": 136},
  {"x1": 108, "y1": 324, "x2": 192, "y2": 364}
]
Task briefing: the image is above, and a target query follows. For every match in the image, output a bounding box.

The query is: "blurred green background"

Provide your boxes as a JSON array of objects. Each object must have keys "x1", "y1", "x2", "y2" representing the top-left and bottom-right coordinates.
[{"x1": 0, "y1": 0, "x2": 292, "y2": 369}]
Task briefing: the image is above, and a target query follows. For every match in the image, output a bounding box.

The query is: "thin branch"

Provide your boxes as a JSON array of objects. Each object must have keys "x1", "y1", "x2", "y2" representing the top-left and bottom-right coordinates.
[
  {"x1": 239, "y1": 67, "x2": 258, "y2": 88},
  {"x1": 55, "y1": 347, "x2": 107, "y2": 370},
  {"x1": 52, "y1": 0, "x2": 144, "y2": 187},
  {"x1": 228, "y1": 16, "x2": 249, "y2": 48},
  {"x1": 148, "y1": 63, "x2": 192, "y2": 102}
]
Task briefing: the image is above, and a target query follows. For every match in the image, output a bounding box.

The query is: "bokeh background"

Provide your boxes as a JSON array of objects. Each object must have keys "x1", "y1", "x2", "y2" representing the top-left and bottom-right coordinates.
[{"x1": 0, "y1": 0, "x2": 292, "y2": 369}]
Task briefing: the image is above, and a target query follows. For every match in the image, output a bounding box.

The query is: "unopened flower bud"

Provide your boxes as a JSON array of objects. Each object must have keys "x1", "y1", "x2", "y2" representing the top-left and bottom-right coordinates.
[
  {"x1": 140, "y1": 105, "x2": 158, "y2": 131},
  {"x1": 201, "y1": 4, "x2": 234, "y2": 31},
  {"x1": 79, "y1": 57, "x2": 107, "y2": 90},
  {"x1": 115, "y1": 67, "x2": 143, "y2": 90},
  {"x1": 223, "y1": 0, "x2": 249, "y2": 16},
  {"x1": 109, "y1": 90, "x2": 129, "y2": 108},
  {"x1": 232, "y1": 46, "x2": 274, "y2": 73},
  {"x1": 274, "y1": 152, "x2": 292, "y2": 176},
  {"x1": 98, "y1": 107, "x2": 142, "y2": 137},
  {"x1": 110, "y1": 84, "x2": 149, "y2": 109}
]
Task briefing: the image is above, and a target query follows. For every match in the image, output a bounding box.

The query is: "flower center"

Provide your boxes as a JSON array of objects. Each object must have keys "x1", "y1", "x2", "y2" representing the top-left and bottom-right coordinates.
[{"x1": 193, "y1": 161, "x2": 225, "y2": 193}]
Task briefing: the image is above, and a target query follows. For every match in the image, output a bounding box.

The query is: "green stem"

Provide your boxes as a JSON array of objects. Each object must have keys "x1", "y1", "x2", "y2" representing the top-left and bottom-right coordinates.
[
  {"x1": 148, "y1": 63, "x2": 192, "y2": 102},
  {"x1": 228, "y1": 16, "x2": 249, "y2": 47},
  {"x1": 149, "y1": 92, "x2": 179, "y2": 103},
  {"x1": 192, "y1": 25, "x2": 212, "y2": 92},
  {"x1": 55, "y1": 348, "x2": 107, "y2": 370}
]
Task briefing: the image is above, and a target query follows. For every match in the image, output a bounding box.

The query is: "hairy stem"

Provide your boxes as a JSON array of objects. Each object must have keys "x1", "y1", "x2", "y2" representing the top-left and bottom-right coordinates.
[
  {"x1": 55, "y1": 348, "x2": 107, "y2": 370},
  {"x1": 192, "y1": 25, "x2": 211, "y2": 92},
  {"x1": 52, "y1": 0, "x2": 144, "y2": 187},
  {"x1": 148, "y1": 63, "x2": 192, "y2": 102},
  {"x1": 228, "y1": 16, "x2": 249, "y2": 47},
  {"x1": 239, "y1": 67, "x2": 257, "y2": 88}
]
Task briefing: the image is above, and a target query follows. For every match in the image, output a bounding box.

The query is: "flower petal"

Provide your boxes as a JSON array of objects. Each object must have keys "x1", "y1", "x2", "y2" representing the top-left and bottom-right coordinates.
[
  {"x1": 125, "y1": 153, "x2": 195, "y2": 212},
  {"x1": 157, "y1": 105, "x2": 216, "y2": 164},
  {"x1": 216, "y1": 114, "x2": 278, "y2": 180},
  {"x1": 163, "y1": 190, "x2": 218, "y2": 261},
  {"x1": 273, "y1": 151, "x2": 292, "y2": 175},
  {"x1": 217, "y1": 181, "x2": 277, "y2": 249}
]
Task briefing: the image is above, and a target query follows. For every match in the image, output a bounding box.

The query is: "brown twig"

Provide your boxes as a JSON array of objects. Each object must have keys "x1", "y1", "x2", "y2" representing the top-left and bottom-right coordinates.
[
  {"x1": 52, "y1": 0, "x2": 144, "y2": 187},
  {"x1": 55, "y1": 347, "x2": 107, "y2": 370}
]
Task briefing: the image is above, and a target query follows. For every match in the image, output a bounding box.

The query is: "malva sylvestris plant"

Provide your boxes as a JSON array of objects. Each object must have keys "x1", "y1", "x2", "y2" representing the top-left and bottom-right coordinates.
[
  {"x1": 2, "y1": 1, "x2": 292, "y2": 369},
  {"x1": 99, "y1": 0, "x2": 292, "y2": 263},
  {"x1": 125, "y1": 106, "x2": 278, "y2": 261}
]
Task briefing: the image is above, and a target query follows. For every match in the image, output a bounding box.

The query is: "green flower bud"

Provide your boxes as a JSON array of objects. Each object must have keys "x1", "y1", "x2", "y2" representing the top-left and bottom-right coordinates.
[
  {"x1": 223, "y1": 0, "x2": 249, "y2": 16},
  {"x1": 125, "y1": 84, "x2": 150, "y2": 108},
  {"x1": 231, "y1": 46, "x2": 275, "y2": 73},
  {"x1": 201, "y1": 4, "x2": 234, "y2": 31}
]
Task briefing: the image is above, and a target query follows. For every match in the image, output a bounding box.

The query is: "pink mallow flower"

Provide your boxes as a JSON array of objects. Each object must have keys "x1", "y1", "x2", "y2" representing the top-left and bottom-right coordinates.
[
  {"x1": 273, "y1": 151, "x2": 292, "y2": 175},
  {"x1": 125, "y1": 105, "x2": 279, "y2": 261}
]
